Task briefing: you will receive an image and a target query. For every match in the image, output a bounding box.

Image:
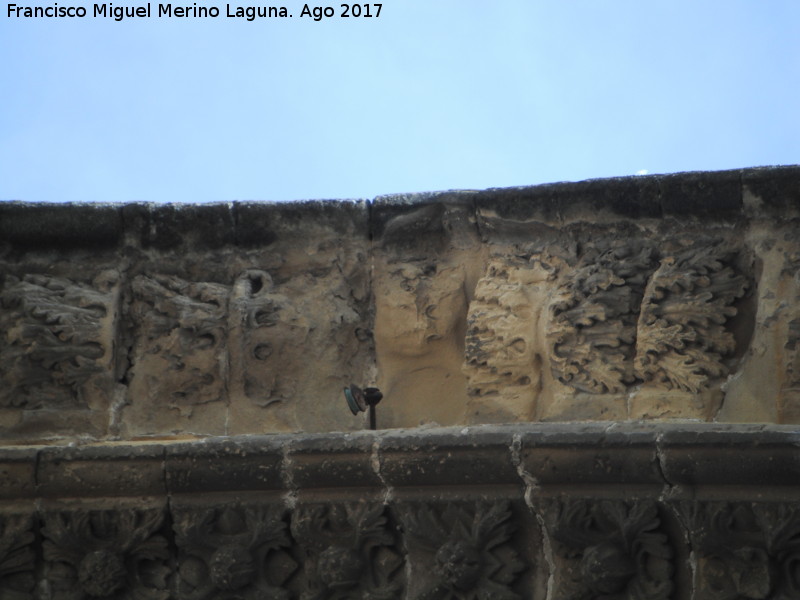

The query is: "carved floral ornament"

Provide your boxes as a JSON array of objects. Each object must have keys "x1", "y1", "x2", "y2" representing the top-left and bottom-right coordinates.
[
  {"x1": 547, "y1": 499, "x2": 674, "y2": 600},
  {"x1": 290, "y1": 503, "x2": 403, "y2": 600},
  {"x1": 13, "y1": 497, "x2": 800, "y2": 599},
  {"x1": 0, "y1": 513, "x2": 36, "y2": 600},
  {"x1": 173, "y1": 504, "x2": 295, "y2": 600},
  {"x1": 398, "y1": 501, "x2": 526, "y2": 600},
  {"x1": 547, "y1": 240, "x2": 749, "y2": 394},
  {"x1": 41, "y1": 508, "x2": 170, "y2": 600},
  {"x1": 679, "y1": 502, "x2": 800, "y2": 600}
]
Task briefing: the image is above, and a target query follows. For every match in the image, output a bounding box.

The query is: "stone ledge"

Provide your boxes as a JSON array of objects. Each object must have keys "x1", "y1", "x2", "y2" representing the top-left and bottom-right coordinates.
[{"x1": 3, "y1": 424, "x2": 800, "y2": 500}]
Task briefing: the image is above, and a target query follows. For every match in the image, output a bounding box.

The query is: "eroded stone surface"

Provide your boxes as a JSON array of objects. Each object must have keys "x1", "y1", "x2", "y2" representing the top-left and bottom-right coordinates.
[{"x1": 0, "y1": 168, "x2": 799, "y2": 441}]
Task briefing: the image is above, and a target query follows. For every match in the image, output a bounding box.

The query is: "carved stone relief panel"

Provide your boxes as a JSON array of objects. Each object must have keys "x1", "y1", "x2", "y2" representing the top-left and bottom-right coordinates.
[
  {"x1": 547, "y1": 240, "x2": 656, "y2": 396},
  {"x1": 397, "y1": 501, "x2": 532, "y2": 600},
  {"x1": 678, "y1": 502, "x2": 800, "y2": 600},
  {"x1": 0, "y1": 513, "x2": 35, "y2": 600},
  {"x1": 0, "y1": 271, "x2": 118, "y2": 438},
  {"x1": 227, "y1": 263, "x2": 371, "y2": 434},
  {"x1": 372, "y1": 198, "x2": 481, "y2": 428},
  {"x1": 635, "y1": 243, "x2": 749, "y2": 394},
  {"x1": 374, "y1": 258, "x2": 472, "y2": 427},
  {"x1": 463, "y1": 256, "x2": 556, "y2": 424},
  {"x1": 173, "y1": 502, "x2": 295, "y2": 600},
  {"x1": 291, "y1": 502, "x2": 403, "y2": 600},
  {"x1": 124, "y1": 274, "x2": 229, "y2": 436},
  {"x1": 41, "y1": 507, "x2": 171, "y2": 600},
  {"x1": 540, "y1": 236, "x2": 750, "y2": 421},
  {"x1": 543, "y1": 499, "x2": 674, "y2": 600}
]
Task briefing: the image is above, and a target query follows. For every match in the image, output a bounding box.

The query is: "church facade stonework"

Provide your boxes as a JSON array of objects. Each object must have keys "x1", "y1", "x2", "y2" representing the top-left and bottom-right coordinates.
[{"x1": 1, "y1": 166, "x2": 800, "y2": 599}]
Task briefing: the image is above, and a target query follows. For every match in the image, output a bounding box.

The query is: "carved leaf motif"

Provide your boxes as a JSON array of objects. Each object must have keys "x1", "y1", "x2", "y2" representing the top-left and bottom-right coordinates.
[
  {"x1": 130, "y1": 274, "x2": 229, "y2": 406},
  {"x1": 173, "y1": 504, "x2": 292, "y2": 600},
  {"x1": 41, "y1": 508, "x2": 170, "y2": 600},
  {"x1": 636, "y1": 245, "x2": 748, "y2": 392},
  {"x1": 0, "y1": 273, "x2": 116, "y2": 409},
  {"x1": 399, "y1": 502, "x2": 524, "y2": 600},
  {"x1": 0, "y1": 514, "x2": 36, "y2": 600},
  {"x1": 291, "y1": 503, "x2": 402, "y2": 600},
  {"x1": 550, "y1": 499, "x2": 673, "y2": 600},
  {"x1": 464, "y1": 258, "x2": 551, "y2": 402},
  {"x1": 547, "y1": 242, "x2": 656, "y2": 394},
  {"x1": 676, "y1": 502, "x2": 800, "y2": 600}
]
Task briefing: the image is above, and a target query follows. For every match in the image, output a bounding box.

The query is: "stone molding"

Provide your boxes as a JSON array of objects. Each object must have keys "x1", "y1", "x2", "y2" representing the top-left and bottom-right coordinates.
[{"x1": 2, "y1": 424, "x2": 800, "y2": 599}]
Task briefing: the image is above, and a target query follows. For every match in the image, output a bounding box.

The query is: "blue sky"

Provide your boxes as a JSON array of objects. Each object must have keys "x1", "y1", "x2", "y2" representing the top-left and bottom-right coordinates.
[{"x1": 1, "y1": 1, "x2": 798, "y2": 202}]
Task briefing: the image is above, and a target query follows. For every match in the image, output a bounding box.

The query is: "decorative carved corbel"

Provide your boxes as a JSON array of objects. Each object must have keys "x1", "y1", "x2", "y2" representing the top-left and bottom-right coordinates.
[
  {"x1": 41, "y1": 508, "x2": 170, "y2": 600},
  {"x1": 398, "y1": 501, "x2": 526, "y2": 600},
  {"x1": 172, "y1": 503, "x2": 294, "y2": 600},
  {"x1": 290, "y1": 503, "x2": 403, "y2": 600},
  {"x1": 0, "y1": 513, "x2": 36, "y2": 600},
  {"x1": 545, "y1": 499, "x2": 674, "y2": 600}
]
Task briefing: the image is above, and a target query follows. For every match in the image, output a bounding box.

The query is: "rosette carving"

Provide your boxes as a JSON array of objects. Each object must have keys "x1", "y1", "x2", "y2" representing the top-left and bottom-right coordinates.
[
  {"x1": 0, "y1": 513, "x2": 36, "y2": 600},
  {"x1": 398, "y1": 501, "x2": 525, "y2": 600},
  {"x1": 547, "y1": 499, "x2": 673, "y2": 600},
  {"x1": 173, "y1": 504, "x2": 294, "y2": 600},
  {"x1": 41, "y1": 508, "x2": 170, "y2": 600},
  {"x1": 290, "y1": 503, "x2": 403, "y2": 600},
  {"x1": 680, "y1": 502, "x2": 800, "y2": 600}
]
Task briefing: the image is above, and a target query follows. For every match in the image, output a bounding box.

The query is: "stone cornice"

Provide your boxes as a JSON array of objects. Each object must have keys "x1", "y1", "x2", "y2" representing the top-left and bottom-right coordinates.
[{"x1": 4, "y1": 423, "x2": 800, "y2": 502}]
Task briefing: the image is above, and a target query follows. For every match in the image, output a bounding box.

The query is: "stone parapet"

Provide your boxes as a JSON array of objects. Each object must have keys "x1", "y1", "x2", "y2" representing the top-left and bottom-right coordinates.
[
  {"x1": 2, "y1": 423, "x2": 800, "y2": 599},
  {"x1": 1, "y1": 166, "x2": 800, "y2": 442}
]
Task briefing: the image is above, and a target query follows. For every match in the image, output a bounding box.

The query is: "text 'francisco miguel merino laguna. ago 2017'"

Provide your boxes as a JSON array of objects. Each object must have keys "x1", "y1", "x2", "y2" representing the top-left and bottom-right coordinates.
[{"x1": 6, "y1": 2, "x2": 383, "y2": 21}]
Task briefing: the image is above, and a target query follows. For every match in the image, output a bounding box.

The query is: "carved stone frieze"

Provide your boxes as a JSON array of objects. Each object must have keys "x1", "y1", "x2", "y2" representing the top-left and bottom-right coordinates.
[
  {"x1": 0, "y1": 513, "x2": 35, "y2": 600},
  {"x1": 41, "y1": 508, "x2": 170, "y2": 600},
  {"x1": 0, "y1": 272, "x2": 118, "y2": 410},
  {"x1": 173, "y1": 503, "x2": 294, "y2": 600},
  {"x1": 545, "y1": 499, "x2": 673, "y2": 600},
  {"x1": 679, "y1": 502, "x2": 800, "y2": 600},
  {"x1": 290, "y1": 502, "x2": 403, "y2": 600},
  {"x1": 398, "y1": 501, "x2": 526, "y2": 600}
]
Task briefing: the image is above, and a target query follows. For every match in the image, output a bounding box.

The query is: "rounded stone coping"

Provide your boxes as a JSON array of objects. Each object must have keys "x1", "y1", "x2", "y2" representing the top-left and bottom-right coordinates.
[
  {"x1": 2, "y1": 423, "x2": 800, "y2": 500},
  {"x1": 2, "y1": 166, "x2": 798, "y2": 249}
]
